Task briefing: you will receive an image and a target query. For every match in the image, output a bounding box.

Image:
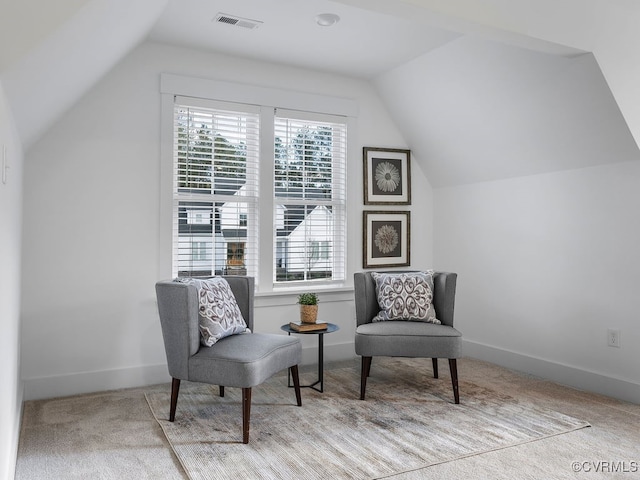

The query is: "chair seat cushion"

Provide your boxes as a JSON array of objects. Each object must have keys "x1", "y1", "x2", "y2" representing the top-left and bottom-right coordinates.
[
  {"x1": 355, "y1": 321, "x2": 462, "y2": 358},
  {"x1": 357, "y1": 321, "x2": 461, "y2": 337},
  {"x1": 189, "y1": 333, "x2": 301, "y2": 388}
]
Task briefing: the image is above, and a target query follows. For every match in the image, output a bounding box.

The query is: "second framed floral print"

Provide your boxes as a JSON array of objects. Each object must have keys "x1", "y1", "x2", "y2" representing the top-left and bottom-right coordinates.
[
  {"x1": 363, "y1": 147, "x2": 411, "y2": 205},
  {"x1": 363, "y1": 211, "x2": 410, "y2": 268}
]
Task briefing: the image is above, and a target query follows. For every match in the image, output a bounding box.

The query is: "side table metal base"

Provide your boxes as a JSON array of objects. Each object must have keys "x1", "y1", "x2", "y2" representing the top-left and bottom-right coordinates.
[
  {"x1": 287, "y1": 333, "x2": 325, "y2": 392},
  {"x1": 281, "y1": 322, "x2": 338, "y2": 393}
]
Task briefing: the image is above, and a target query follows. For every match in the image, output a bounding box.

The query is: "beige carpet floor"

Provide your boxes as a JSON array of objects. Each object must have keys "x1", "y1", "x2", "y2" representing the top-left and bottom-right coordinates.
[
  {"x1": 15, "y1": 357, "x2": 640, "y2": 479},
  {"x1": 145, "y1": 358, "x2": 589, "y2": 479}
]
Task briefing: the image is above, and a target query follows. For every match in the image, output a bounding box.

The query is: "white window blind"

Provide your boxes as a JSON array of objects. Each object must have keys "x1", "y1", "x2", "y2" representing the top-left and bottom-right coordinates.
[
  {"x1": 273, "y1": 109, "x2": 347, "y2": 284},
  {"x1": 173, "y1": 97, "x2": 259, "y2": 279}
]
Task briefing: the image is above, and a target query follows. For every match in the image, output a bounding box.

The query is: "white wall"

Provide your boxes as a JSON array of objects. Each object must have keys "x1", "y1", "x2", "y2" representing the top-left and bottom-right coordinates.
[
  {"x1": 434, "y1": 161, "x2": 640, "y2": 402},
  {"x1": 20, "y1": 41, "x2": 434, "y2": 400},
  {"x1": 0, "y1": 80, "x2": 24, "y2": 480},
  {"x1": 371, "y1": 31, "x2": 640, "y2": 403}
]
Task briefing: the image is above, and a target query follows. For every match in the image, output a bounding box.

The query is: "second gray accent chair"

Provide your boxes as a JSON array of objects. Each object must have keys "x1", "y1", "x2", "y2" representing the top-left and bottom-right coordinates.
[
  {"x1": 354, "y1": 270, "x2": 461, "y2": 403},
  {"x1": 155, "y1": 276, "x2": 303, "y2": 444}
]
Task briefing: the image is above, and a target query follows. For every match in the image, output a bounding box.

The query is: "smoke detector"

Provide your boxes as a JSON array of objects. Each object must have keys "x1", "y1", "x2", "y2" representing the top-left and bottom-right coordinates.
[
  {"x1": 315, "y1": 13, "x2": 340, "y2": 27},
  {"x1": 214, "y1": 13, "x2": 263, "y2": 30}
]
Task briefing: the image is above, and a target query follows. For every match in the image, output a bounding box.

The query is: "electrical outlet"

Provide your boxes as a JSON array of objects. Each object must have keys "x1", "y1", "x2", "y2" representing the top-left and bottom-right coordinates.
[{"x1": 607, "y1": 328, "x2": 620, "y2": 348}]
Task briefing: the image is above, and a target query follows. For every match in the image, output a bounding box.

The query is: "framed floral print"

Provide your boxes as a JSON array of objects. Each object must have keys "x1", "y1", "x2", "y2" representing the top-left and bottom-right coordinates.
[
  {"x1": 363, "y1": 147, "x2": 411, "y2": 205},
  {"x1": 363, "y1": 211, "x2": 410, "y2": 268}
]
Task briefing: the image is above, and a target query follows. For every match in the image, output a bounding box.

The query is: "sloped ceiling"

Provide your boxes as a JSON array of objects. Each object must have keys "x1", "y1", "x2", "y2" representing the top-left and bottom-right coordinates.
[
  {"x1": 0, "y1": 0, "x2": 90, "y2": 72},
  {"x1": 0, "y1": 0, "x2": 168, "y2": 149},
  {"x1": 375, "y1": 36, "x2": 640, "y2": 186},
  {"x1": 1, "y1": 0, "x2": 639, "y2": 186},
  {"x1": 344, "y1": 0, "x2": 640, "y2": 185}
]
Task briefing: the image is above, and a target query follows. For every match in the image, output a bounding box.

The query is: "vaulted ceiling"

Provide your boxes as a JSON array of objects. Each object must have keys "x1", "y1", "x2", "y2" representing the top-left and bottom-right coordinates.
[{"x1": 1, "y1": 0, "x2": 639, "y2": 186}]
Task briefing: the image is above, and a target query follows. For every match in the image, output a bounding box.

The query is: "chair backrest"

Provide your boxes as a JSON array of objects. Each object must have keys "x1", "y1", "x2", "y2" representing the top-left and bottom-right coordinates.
[
  {"x1": 155, "y1": 276, "x2": 255, "y2": 380},
  {"x1": 354, "y1": 270, "x2": 457, "y2": 327}
]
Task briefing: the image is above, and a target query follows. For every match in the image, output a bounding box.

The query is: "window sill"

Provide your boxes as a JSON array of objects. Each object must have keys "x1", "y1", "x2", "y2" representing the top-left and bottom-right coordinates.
[{"x1": 255, "y1": 286, "x2": 354, "y2": 308}]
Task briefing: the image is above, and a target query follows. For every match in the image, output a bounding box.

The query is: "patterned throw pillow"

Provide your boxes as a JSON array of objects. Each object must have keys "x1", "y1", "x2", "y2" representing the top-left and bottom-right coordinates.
[
  {"x1": 371, "y1": 271, "x2": 440, "y2": 324},
  {"x1": 176, "y1": 277, "x2": 250, "y2": 346}
]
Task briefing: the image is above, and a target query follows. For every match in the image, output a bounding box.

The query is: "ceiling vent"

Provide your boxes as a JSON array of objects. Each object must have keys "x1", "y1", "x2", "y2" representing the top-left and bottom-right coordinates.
[{"x1": 214, "y1": 13, "x2": 263, "y2": 30}]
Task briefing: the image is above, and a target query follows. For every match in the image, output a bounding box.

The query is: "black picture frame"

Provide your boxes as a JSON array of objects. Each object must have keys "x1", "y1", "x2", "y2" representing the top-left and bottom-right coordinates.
[
  {"x1": 363, "y1": 147, "x2": 411, "y2": 205},
  {"x1": 363, "y1": 211, "x2": 410, "y2": 268}
]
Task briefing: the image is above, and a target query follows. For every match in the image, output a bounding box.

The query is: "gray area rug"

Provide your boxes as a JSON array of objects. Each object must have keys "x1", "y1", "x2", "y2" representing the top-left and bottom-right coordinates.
[{"x1": 145, "y1": 358, "x2": 590, "y2": 480}]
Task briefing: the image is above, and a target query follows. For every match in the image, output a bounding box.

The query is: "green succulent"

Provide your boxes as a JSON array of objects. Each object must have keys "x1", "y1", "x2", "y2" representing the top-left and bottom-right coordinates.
[{"x1": 297, "y1": 292, "x2": 319, "y2": 305}]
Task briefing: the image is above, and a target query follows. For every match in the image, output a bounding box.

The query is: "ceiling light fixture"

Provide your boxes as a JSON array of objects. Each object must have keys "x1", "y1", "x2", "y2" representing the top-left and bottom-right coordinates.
[{"x1": 315, "y1": 13, "x2": 340, "y2": 27}]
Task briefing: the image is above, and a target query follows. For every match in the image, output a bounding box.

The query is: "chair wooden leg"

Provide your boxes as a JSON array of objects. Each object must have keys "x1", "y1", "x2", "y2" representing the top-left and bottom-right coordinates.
[
  {"x1": 360, "y1": 356, "x2": 372, "y2": 400},
  {"x1": 242, "y1": 387, "x2": 252, "y2": 444},
  {"x1": 432, "y1": 358, "x2": 439, "y2": 378},
  {"x1": 290, "y1": 365, "x2": 302, "y2": 406},
  {"x1": 169, "y1": 378, "x2": 181, "y2": 422},
  {"x1": 449, "y1": 359, "x2": 460, "y2": 404},
  {"x1": 219, "y1": 386, "x2": 225, "y2": 397}
]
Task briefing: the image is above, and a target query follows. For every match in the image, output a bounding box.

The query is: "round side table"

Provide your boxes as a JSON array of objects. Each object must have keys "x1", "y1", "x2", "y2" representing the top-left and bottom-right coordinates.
[{"x1": 280, "y1": 322, "x2": 339, "y2": 392}]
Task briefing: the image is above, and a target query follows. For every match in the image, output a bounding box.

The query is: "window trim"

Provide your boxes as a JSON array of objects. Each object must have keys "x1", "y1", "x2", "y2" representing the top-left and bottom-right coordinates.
[{"x1": 160, "y1": 74, "x2": 357, "y2": 294}]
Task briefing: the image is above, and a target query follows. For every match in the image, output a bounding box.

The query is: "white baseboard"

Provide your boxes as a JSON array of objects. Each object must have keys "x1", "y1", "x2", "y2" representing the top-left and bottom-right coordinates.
[
  {"x1": 8, "y1": 381, "x2": 24, "y2": 480},
  {"x1": 23, "y1": 364, "x2": 172, "y2": 401},
  {"x1": 23, "y1": 340, "x2": 639, "y2": 405},
  {"x1": 23, "y1": 343, "x2": 358, "y2": 401},
  {"x1": 463, "y1": 339, "x2": 640, "y2": 404}
]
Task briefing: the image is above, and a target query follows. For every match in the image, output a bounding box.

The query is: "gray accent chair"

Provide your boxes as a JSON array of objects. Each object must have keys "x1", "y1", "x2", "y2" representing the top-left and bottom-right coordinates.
[
  {"x1": 354, "y1": 271, "x2": 461, "y2": 403},
  {"x1": 155, "y1": 276, "x2": 302, "y2": 444}
]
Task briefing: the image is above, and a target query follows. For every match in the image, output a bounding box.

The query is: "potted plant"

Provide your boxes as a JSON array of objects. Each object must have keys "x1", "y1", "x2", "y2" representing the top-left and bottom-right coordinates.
[{"x1": 297, "y1": 292, "x2": 319, "y2": 324}]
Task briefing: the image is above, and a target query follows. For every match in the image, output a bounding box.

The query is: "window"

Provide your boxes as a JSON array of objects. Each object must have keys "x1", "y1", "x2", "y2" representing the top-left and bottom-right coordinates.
[
  {"x1": 173, "y1": 98, "x2": 259, "y2": 278},
  {"x1": 171, "y1": 96, "x2": 347, "y2": 289},
  {"x1": 192, "y1": 242, "x2": 210, "y2": 261},
  {"x1": 274, "y1": 111, "x2": 346, "y2": 284},
  {"x1": 186, "y1": 209, "x2": 210, "y2": 225}
]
